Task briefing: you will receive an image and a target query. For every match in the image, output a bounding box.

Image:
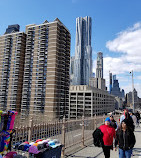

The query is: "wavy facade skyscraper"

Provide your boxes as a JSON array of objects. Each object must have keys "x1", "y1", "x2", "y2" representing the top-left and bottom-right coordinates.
[{"x1": 72, "y1": 16, "x2": 92, "y2": 85}]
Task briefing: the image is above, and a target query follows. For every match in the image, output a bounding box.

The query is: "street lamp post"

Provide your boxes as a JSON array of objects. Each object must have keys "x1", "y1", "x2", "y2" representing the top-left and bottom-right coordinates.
[{"x1": 131, "y1": 70, "x2": 135, "y2": 113}]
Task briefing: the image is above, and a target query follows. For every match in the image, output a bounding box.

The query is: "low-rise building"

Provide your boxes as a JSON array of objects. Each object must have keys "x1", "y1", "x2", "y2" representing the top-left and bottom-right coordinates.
[
  {"x1": 69, "y1": 85, "x2": 115, "y2": 119},
  {"x1": 115, "y1": 96, "x2": 123, "y2": 110},
  {"x1": 89, "y1": 77, "x2": 106, "y2": 91}
]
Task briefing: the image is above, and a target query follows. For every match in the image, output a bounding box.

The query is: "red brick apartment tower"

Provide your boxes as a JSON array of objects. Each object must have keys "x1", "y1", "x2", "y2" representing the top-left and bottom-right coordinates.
[{"x1": 21, "y1": 18, "x2": 70, "y2": 120}]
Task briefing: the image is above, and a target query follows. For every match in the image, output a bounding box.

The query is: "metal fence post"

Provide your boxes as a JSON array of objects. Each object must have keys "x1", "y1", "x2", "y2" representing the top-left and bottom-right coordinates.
[
  {"x1": 93, "y1": 117, "x2": 95, "y2": 130},
  {"x1": 103, "y1": 114, "x2": 105, "y2": 123},
  {"x1": 95, "y1": 114, "x2": 97, "y2": 129},
  {"x1": 62, "y1": 117, "x2": 66, "y2": 157},
  {"x1": 28, "y1": 117, "x2": 33, "y2": 142},
  {"x1": 82, "y1": 116, "x2": 84, "y2": 147}
]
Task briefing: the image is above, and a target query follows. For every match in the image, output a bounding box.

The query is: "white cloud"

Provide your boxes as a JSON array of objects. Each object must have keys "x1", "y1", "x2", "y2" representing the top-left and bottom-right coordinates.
[
  {"x1": 132, "y1": 22, "x2": 141, "y2": 29},
  {"x1": 106, "y1": 22, "x2": 141, "y2": 64},
  {"x1": 134, "y1": 83, "x2": 141, "y2": 97},
  {"x1": 92, "y1": 59, "x2": 96, "y2": 73},
  {"x1": 103, "y1": 56, "x2": 141, "y2": 75},
  {"x1": 104, "y1": 22, "x2": 141, "y2": 97},
  {"x1": 121, "y1": 84, "x2": 132, "y2": 94},
  {"x1": 122, "y1": 83, "x2": 141, "y2": 98},
  {"x1": 137, "y1": 76, "x2": 141, "y2": 80}
]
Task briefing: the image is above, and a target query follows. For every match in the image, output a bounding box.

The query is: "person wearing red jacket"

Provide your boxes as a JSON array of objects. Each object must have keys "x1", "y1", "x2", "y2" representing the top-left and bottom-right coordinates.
[{"x1": 99, "y1": 117, "x2": 116, "y2": 158}]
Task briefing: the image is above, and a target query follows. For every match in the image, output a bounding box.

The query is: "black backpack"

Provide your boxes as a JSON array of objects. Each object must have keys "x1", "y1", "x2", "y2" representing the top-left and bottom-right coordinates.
[
  {"x1": 92, "y1": 128, "x2": 104, "y2": 147},
  {"x1": 110, "y1": 120, "x2": 117, "y2": 129}
]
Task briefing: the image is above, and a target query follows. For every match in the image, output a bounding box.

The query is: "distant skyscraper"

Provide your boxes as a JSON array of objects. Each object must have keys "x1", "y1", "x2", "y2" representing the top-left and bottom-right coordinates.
[
  {"x1": 121, "y1": 89, "x2": 125, "y2": 98},
  {"x1": 89, "y1": 52, "x2": 106, "y2": 91},
  {"x1": 21, "y1": 18, "x2": 70, "y2": 120},
  {"x1": 73, "y1": 16, "x2": 92, "y2": 85},
  {"x1": 5, "y1": 24, "x2": 20, "y2": 34},
  {"x1": 113, "y1": 75, "x2": 116, "y2": 81},
  {"x1": 109, "y1": 72, "x2": 112, "y2": 94},
  {"x1": 112, "y1": 79, "x2": 121, "y2": 96},
  {"x1": 0, "y1": 27, "x2": 26, "y2": 111},
  {"x1": 111, "y1": 74, "x2": 124, "y2": 98},
  {"x1": 92, "y1": 72, "x2": 95, "y2": 78},
  {"x1": 96, "y1": 52, "x2": 103, "y2": 78}
]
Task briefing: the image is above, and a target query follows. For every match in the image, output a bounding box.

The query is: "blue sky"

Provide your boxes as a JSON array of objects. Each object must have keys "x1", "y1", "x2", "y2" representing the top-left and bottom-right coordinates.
[{"x1": 0, "y1": 0, "x2": 141, "y2": 96}]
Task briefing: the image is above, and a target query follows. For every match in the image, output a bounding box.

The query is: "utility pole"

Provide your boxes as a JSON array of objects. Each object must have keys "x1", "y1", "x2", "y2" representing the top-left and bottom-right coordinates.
[{"x1": 131, "y1": 70, "x2": 135, "y2": 113}]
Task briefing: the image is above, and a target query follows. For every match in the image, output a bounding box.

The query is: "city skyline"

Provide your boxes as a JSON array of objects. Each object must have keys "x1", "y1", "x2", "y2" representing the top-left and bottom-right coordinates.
[{"x1": 0, "y1": 0, "x2": 141, "y2": 97}]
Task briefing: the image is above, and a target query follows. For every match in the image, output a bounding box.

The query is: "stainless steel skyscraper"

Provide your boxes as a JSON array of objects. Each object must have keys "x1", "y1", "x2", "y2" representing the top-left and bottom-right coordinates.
[
  {"x1": 109, "y1": 72, "x2": 112, "y2": 94},
  {"x1": 73, "y1": 16, "x2": 92, "y2": 85},
  {"x1": 96, "y1": 52, "x2": 103, "y2": 78}
]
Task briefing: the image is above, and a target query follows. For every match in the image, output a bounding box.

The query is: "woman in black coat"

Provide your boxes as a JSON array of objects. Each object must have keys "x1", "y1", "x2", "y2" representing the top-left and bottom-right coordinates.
[{"x1": 115, "y1": 119, "x2": 136, "y2": 158}]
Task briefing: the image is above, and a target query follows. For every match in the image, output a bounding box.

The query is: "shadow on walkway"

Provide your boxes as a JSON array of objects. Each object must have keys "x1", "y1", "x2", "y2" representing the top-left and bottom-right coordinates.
[
  {"x1": 134, "y1": 130, "x2": 141, "y2": 133},
  {"x1": 133, "y1": 148, "x2": 141, "y2": 156},
  {"x1": 66, "y1": 151, "x2": 103, "y2": 158}
]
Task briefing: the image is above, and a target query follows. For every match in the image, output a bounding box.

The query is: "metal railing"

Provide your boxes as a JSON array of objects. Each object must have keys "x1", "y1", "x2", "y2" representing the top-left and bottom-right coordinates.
[{"x1": 12, "y1": 115, "x2": 120, "y2": 157}]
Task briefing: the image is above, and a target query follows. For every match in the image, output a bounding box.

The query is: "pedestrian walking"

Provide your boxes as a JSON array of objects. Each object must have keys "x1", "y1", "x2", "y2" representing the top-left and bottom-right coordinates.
[
  {"x1": 99, "y1": 117, "x2": 115, "y2": 158},
  {"x1": 115, "y1": 119, "x2": 136, "y2": 158},
  {"x1": 120, "y1": 109, "x2": 134, "y2": 131},
  {"x1": 129, "y1": 112, "x2": 137, "y2": 127},
  {"x1": 135, "y1": 111, "x2": 140, "y2": 127},
  {"x1": 120, "y1": 109, "x2": 128, "y2": 123},
  {"x1": 110, "y1": 115, "x2": 118, "y2": 130}
]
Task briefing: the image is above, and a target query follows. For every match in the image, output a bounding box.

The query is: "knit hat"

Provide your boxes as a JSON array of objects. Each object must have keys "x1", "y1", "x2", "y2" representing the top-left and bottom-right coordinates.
[
  {"x1": 105, "y1": 117, "x2": 111, "y2": 122},
  {"x1": 33, "y1": 143, "x2": 38, "y2": 147},
  {"x1": 48, "y1": 141, "x2": 56, "y2": 148},
  {"x1": 3, "y1": 151, "x2": 17, "y2": 158},
  {"x1": 23, "y1": 141, "x2": 29, "y2": 144},
  {"x1": 28, "y1": 145, "x2": 40, "y2": 154},
  {"x1": 37, "y1": 144, "x2": 44, "y2": 150},
  {"x1": 29, "y1": 142, "x2": 35, "y2": 146},
  {"x1": 14, "y1": 155, "x2": 27, "y2": 158},
  {"x1": 18, "y1": 143, "x2": 27, "y2": 150},
  {"x1": 13, "y1": 142, "x2": 21, "y2": 149},
  {"x1": 48, "y1": 139, "x2": 61, "y2": 148},
  {"x1": 35, "y1": 139, "x2": 42, "y2": 143},
  {"x1": 23, "y1": 144, "x2": 31, "y2": 151}
]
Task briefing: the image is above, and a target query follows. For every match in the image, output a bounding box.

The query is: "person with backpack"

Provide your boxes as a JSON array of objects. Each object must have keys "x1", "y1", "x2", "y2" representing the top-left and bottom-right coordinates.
[
  {"x1": 115, "y1": 119, "x2": 136, "y2": 158},
  {"x1": 99, "y1": 117, "x2": 116, "y2": 158},
  {"x1": 110, "y1": 115, "x2": 118, "y2": 130},
  {"x1": 92, "y1": 128, "x2": 104, "y2": 147}
]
